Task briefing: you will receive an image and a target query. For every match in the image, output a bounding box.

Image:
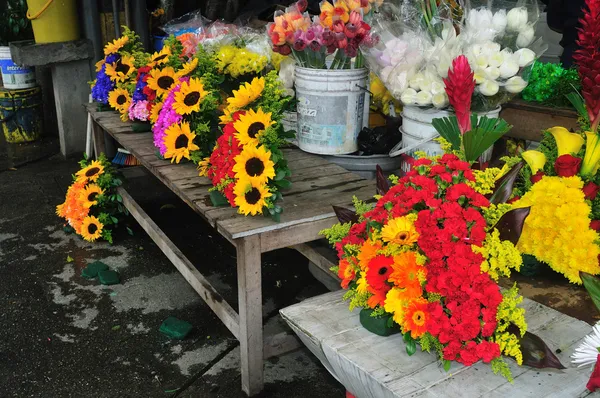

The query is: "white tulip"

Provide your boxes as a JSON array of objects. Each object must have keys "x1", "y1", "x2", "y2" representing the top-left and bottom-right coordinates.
[
  {"x1": 409, "y1": 73, "x2": 424, "y2": 90},
  {"x1": 419, "y1": 78, "x2": 433, "y2": 93},
  {"x1": 476, "y1": 55, "x2": 489, "y2": 69},
  {"x1": 479, "y1": 79, "x2": 500, "y2": 96},
  {"x1": 380, "y1": 66, "x2": 393, "y2": 83},
  {"x1": 485, "y1": 67, "x2": 501, "y2": 81},
  {"x1": 482, "y1": 42, "x2": 501, "y2": 56},
  {"x1": 392, "y1": 70, "x2": 410, "y2": 94},
  {"x1": 473, "y1": 68, "x2": 486, "y2": 84},
  {"x1": 431, "y1": 81, "x2": 446, "y2": 96},
  {"x1": 499, "y1": 60, "x2": 519, "y2": 79},
  {"x1": 488, "y1": 52, "x2": 505, "y2": 68},
  {"x1": 505, "y1": 76, "x2": 528, "y2": 93},
  {"x1": 471, "y1": 43, "x2": 483, "y2": 57},
  {"x1": 401, "y1": 88, "x2": 418, "y2": 105},
  {"x1": 514, "y1": 48, "x2": 536, "y2": 67},
  {"x1": 432, "y1": 92, "x2": 449, "y2": 109},
  {"x1": 516, "y1": 25, "x2": 535, "y2": 48},
  {"x1": 507, "y1": 7, "x2": 528, "y2": 32},
  {"x1": 416, "y1": 90, "x2": 433, "y2": 106},
  {"x1": 492, "y1": 10, "x2": 507, "y2": 34}
]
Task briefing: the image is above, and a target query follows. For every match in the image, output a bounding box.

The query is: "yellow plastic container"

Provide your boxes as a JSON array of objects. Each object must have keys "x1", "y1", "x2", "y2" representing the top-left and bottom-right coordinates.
[{"x1": 26, "y1": 0, "x2": 80, "y2": 43}]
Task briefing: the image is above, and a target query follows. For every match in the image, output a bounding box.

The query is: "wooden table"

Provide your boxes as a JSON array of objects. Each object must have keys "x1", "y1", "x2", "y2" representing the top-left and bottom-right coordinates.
[
  {"x1": 85, "y1": 105, "x2": 375, "y2": 396},
  {"x1": 281, "y1": 291, "x2": 594, "y2": 398}
]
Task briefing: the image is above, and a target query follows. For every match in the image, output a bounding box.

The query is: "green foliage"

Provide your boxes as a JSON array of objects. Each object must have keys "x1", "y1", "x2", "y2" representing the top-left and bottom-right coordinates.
[
  {"x1": 255, "y1": 71, "x2": 294, "y2": 122},
  {"x1": 352, "y1": 196, "x2": 373, "y2": 218},
  {"x1": 320, "y1": 222, "x2": 352, "y2": 246},
  {"x1": 163, "y1": 34, "x2": 185, "y2": 69},
  {"x1": 432, "y1": 117, "x2": 462, "y2": 151},
  {"x1": 419, "y1": 332, "x2": 444, "y2": 359},
  {"x1": 463, "y1": 116, "x2": 512, "y2": 162},
  {"x1": 491, "y1": 357, "x2": 514, "y2": 383},
  {"x1": 0, "y1": 0, "x2": 33, "y2": 45},
  {"x1": 370, "y1": 307, "x2": 387, "y2": 317},
  {"x1": 521, "y1": 62, "x2": 580, "y2": 108},
  {"x1": 567, "y1": 91, "x2": 592, "y2": 131}
]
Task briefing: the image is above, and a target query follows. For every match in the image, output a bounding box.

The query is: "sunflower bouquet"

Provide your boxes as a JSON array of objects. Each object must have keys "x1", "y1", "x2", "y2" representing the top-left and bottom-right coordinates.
[
  {"x1": 56, "y1": 155, "x2": 127, "y2": 244},
  {"x1": 321, "y1": 154, "x2": 564, "y2": 379}
]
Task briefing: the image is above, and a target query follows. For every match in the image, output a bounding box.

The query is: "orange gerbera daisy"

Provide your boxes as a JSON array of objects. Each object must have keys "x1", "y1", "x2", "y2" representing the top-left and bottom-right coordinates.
[
  {"x1": 337, "y1": 259, "x2": 356, "y2": 289},
  {"x1": 357, "y1": 240, "x2": 382, "y2": 271},
  {"x1": 389, "y1": 252, "x2": 426, "y2": 292},
  {"x1": 367, "y1": 285, "x2": 388, "y2": 309},
  {"x1": 403, "y1": 298, "x2": 429, "y2": 339},
  {"x1": 365, "y1": 255, "x2": 394, "y2": 291}
]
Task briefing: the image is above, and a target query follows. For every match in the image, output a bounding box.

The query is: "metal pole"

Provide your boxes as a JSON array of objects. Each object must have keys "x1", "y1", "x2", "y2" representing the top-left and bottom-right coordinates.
[
  {"x1": 112, "y1": 0, "x2": 121, "y2": 38},
  {"x1": 131, "y1": 0, "x2": 151, "y2": 51},
  {"x1": 80, "y1": 0, "x2": 103, "y2": 74}
]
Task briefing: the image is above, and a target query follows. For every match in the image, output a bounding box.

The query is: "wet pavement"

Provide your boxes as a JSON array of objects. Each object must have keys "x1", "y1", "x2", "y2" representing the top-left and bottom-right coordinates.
[{"x1": 0, "y1": 155, "x2": 345, "y2": 397}]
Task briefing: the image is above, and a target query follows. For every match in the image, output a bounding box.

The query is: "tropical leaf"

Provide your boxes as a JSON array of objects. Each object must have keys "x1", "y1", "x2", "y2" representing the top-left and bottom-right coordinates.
[
  {"x1": 581, "y1": 272, "x2": 600, "y2": 314},
  {"x1": 566, "y1": 91, "x2": 589, "y2": 123},
  {"x1": 376, "y1": 165, "x2": 389, "y2": 195},
  {"x1": 509, "y1": 325, "x2": 565, "y2": 370},
  {"x1": 462, "y1": 116, "x2": 511, "y2": 162},
  {"x1": 488, "y1": 162, "x2": 524, "y2": 204},
  {"x1": 432, "y1": 116, "x2": 461, "y2": 150},
  {"x1": 492, "y1": 207, "x2": 530, "y2": 245},
  {"x1": 333, "y1": 205, "x2": 359, "y2": 224}
]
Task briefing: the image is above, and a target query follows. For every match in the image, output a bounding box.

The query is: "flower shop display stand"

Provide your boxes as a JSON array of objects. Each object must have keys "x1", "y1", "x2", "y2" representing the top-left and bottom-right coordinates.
[
  {"x1": 84, "y1": 104, "x2": 376, "y2": 396},
  {"x1": 281, "y1": 291, "x2": 594, "y2": 398},
  {"x1": 501, "y1": 99, "x2": 578, "y2": 142}
]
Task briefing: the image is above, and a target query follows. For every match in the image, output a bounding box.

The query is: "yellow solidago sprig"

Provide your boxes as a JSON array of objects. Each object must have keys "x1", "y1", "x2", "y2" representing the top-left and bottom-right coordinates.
[
  {"x1": 493, "y1": 284, "x2": 527, "y2": 369},
  {"x1": 473, "y1": 229, "x2": 522, "y2": 281},
  {"x1": 512, "y1": 176, "x2": 600, "y2": 284},
  {"x1": 470, "y1": 164, "x2": 510, "y2": 195}
]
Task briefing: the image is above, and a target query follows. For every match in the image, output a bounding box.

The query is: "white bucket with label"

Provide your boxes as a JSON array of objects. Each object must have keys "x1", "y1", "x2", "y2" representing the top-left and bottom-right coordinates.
[
  {"x1": 398, "y1": 106, "x2": 501, "y2": 171},
  {"x1": 0, "y1": 46, "x2": 36, "y2": 90},
  {"x1": 295, "y1": 67, "x2": 368, "y2": 155}
]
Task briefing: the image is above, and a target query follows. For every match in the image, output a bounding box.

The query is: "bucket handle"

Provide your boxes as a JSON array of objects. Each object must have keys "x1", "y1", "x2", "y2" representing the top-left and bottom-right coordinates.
[
  {"x1": 27, "y1": 0, "x2": 54, "y2": 20},
  {"x1": 389, "y1": 133, "x2": 440, "y2": 158}
]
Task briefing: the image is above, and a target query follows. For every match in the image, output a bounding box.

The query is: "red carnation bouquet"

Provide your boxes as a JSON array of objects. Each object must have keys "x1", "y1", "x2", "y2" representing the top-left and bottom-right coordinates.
[{"x1": 322, "y1": 156, "x2": 563, "y2": 379}]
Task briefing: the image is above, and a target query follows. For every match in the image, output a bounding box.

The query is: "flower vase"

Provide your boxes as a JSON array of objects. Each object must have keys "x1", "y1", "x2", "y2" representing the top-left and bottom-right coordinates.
[
  {"x1": 131, "y1": 121, "x2": 151, "y2": 133},
  {"x1": 209, "y1": 191, "x2": 230, "y2": 207},
  {"x1": 359, "y1": 308, "x2": 399, "y2": 337}
]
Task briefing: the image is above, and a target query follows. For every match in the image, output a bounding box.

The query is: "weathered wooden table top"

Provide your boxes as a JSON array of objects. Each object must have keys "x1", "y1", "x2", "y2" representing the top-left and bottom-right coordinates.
[
  {"x1": 86, "y1": 105, "x2": 375, "y2": 246},
  {"x1": 281, "y1": 290, "x2": 594, "y2": 398}
]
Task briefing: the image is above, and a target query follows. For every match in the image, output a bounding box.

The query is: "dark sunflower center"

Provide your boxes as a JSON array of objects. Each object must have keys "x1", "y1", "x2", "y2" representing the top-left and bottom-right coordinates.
[
  {"x1": 245, "y1": 188, "x2": 261, "y2": 205},
  {"x1": 154, "y1": 54, "x2": 168, "y2": 62},
  {"x1": 88, "y1": 223, "x2": 98, "y2": 234},
  {"x1": 245, "y1": 157, "x2": 265, "y2": 177},
  {"x1": 183, "y1": 91, "x2": 200, "y2": 106},
  {"x1": 85, "y1": 167, "x2": 100, "y2": 177},
  {"x1": 175, "y1": 134, "x2": 189, "y2": 149},
  {"x1": 398, "y1": 232, "x2": 408, "y2": 240},
  {"x1": 116, "y1": 95, "x2": 127, "y2": 105},
  {"x1": 116, "y1": 62, "x2": 130, "y2": 74},
  {"x1": 88, "y1": 192, "x2": 98, "y2": 202},
  {"x1": 248, "y1": 122, "x2": 265, "y2": 138},
  {"x1": 378, "y1": 266, "x2": 389, "y2": 275},
  {"x1": 157, "y1": 76, "x2": 174, "y2": 89}
]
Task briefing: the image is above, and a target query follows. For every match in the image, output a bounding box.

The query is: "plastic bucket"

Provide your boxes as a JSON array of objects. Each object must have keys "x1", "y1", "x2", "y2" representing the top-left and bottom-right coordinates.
[
  {"x1": 0, "y1": 47, "x2": 36, "y2": 90},
  {"x1": 0, "y1": 86, "x2": 44, "y2": 143},
  {"x1": 295, "y1": 67, "x2": 368, "y2": 155},
  {"x1": 153, "y1": 35, "x2": 167, "y2": 52},
  {"x1": 323, "y1": 153, "x2": 402, "y2": 180},
  {"x1": 26, "y1": 0, "x2": 79, "y2": 43},
  {"x1": 400, "y1": 106, "x2": 501, "y2": 170},
  {"x1": 281, "y1": 110, "x2": 298, "y2": 145}
]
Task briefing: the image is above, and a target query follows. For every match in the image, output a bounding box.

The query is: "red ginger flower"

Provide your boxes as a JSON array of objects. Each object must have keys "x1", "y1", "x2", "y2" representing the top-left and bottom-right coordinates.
[
  {"x1": 444, "y1": 55, "x2": 475, "y2": 134},
  {"x1": 574, "y1": 0, "x2": 600, "y2": 131}
]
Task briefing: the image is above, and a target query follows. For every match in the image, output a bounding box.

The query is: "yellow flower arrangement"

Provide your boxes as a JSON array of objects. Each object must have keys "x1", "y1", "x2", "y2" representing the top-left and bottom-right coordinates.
[
  {"x1": 173, "y1": 77, "x2": 208, "y2": 115},
  {"x1": 473, "y1": 229, "x2": 522, "y2": 281},
  {"x1": 469, "y1": 164, "x2": 509, "y2": 195},
  {"x1": 104, "y1": 36, "x2": 129, "y2": 56},
  {"x1": 163, "y1": 122, "x2": 200, "y2": 163},
  {"x1": 233, "y1": 178, "x2": 271, "y2": 216},
  {"x1": 224, "y1": 77, "x2": 265, "y2": 116},
  {"x1": 233, "y1": 108, "x2": 275, "y2": 147},
  {"x1": 512, "y1": 176, "x2": 600, "y2": 284},
  {"x1": 214, "y1": 45, "x2": 269, "y2": 78},
  {"x1": 232, "y1": 145, "x2": 276, "y2": 185}
]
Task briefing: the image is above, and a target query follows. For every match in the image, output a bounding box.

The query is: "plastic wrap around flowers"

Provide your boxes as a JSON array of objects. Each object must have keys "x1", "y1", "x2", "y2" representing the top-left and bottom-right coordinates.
[{"x1": 320, "y1": 154, "x2": 564, "y2": 379}]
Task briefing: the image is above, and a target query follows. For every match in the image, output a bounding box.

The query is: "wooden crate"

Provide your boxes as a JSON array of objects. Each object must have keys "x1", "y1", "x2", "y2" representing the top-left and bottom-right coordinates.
[{"x1": 501, "y1": 99, "x2": 578, "y2": 142}]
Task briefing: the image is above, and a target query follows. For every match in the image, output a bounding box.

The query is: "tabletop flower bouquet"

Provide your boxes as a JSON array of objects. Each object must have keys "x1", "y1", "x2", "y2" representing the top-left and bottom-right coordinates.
[
  {"x1": 56, "y1": 155, "x2": 127, "y2": 244},
  {"x1": 510, "y1": 0, "x2": 600, "y2": 284},
  {"x1": 321, "y1": 151, "x2": 564, "y2": 379},
  {"x1": 199, "y1": 72, "x2": 294, "y2": 220}
]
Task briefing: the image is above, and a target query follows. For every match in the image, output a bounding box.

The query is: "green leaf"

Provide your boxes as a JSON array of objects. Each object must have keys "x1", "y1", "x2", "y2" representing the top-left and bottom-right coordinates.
[
  {"x1": 275, "y1": 179, "x2": 292, "y2": 189},
  {"x1": 566, "y1": 92, "x2": 589, "y2": 122},
  {"x1": 387, "y1": 317, "x2": 394, "y2": 328},
  {"x1": 432, "y1": 116, "x2": 461, "y2": 150},
  {"x1": 111, "y1": 216, "x2": 119, "y2": 224},
  {"x1": 488, "y1": 162, "x2": 524, "y2": 204},
  {"x1": 275, "y1": 169, "x2": 286, "y2": 181},
  {"x1": 126, "y1": 227, "x2": 134, "y2": 236},
  {"x1": 406, "y1": 338, "x2": 416, "y2": 356},
  {"x1": 462, "y1": 117, "x2": 511, "y2": 162},
  {"x1": 493, "y1": 207, "x2": 530, "y2": 245},
  {"x1": 581, "y1": 272, "x2": 600, "y2": 315},
  {"x1": 443, "y1": 360, "x2": 451, "y2": 372},
  {"x1": 209, "y1": 191, "x2": 229, "y2": 207},
  {"x1": 116, "y1": 195, "x2": 123, "y2": 203}
]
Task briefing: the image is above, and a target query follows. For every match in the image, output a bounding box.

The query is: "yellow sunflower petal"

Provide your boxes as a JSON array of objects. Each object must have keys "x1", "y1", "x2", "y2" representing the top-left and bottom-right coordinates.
[
  {"x1": 178, "y1": 57, "x2": 199, "y2": 77},
  {"x1": 234, "y1": 178, "x2": 270, "y2": 216},
  {"x1": 104, "y1": 36, "x2": 129, "y2": 55},
  {"x1": 149, "y1": 101, "x2": 164, "y2": 124},
  {"x1": 146, "y1": 67, "x2": 178, "y2": 97},
  {"x1": 232, "y1": 145, "x2": 276, "y2": 185},
  {"x1": 108, "y1": 88, "x2": 131, "y2": 112},
  {"x1": 173, "y1": 77, "x2": 208, "y2": 115},
  {"x1": 149, "y1": 46, "x2": 172, "y2": 67},
  {"x1": 233, "y1": 108, "x2": 275, "y2": 147},
  {"x1": 105, "y1": 55, "x2": 135, "y2": 83},
  {"x1": 80, "y1": 184, "x2": 104, "y2": 208},
  {"x1": 226, "y1": 77, "x2": 265, "y2": 111},
  {"x1": 76, "y1": 160, "x2": 105, "y2": 183},
  {"x1": 80, "y1": 215, "x2": 104, "y2": 241},
  {"x1": 163, "y1": 122, "x2": 200, "y2": 163}
]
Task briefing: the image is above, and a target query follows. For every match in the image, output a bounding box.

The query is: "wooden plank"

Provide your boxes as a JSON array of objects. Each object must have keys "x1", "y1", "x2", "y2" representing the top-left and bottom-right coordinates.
[
  {"x1": 92, "y1": 122, "x2": 106, "y2": 158},
  {"x1": 295, "y1": 242, "x2": 340, "y2": 292},
  {"x1": 236, "y1": 234, "x2": 264, "y2": 397},
  {"x1": 263, "y1": 332, "x2": 303, "y2": 360},
  {"x1": 117, "y1": 187, "x2": 240, "y2": 339},
  {"x1": 501, "y1": 106, "x2": 578, "y2": 142}
]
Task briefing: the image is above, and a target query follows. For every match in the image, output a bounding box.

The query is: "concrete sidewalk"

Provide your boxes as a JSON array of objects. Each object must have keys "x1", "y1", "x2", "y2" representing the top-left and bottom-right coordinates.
[{"x1": 0, "y1": 155, "x2": 344, "y2": 397}]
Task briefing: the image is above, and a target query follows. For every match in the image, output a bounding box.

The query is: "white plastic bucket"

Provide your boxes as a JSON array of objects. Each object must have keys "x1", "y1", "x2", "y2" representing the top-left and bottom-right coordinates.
[
  {"x1": 0, "y1": 46, "x2": 36, "y2": 90},
  {"x1": 295, "y1": 67, "x2": 368, "y2": 155},
  {"x1": 281, "y1": 110, "x2": 298, "y2": 146},
  {"x1": 400, "y1": 106, "x2": 501, "y2": 171}
]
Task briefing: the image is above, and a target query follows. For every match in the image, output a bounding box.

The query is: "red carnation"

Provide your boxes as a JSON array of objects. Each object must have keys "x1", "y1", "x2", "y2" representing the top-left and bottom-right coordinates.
[
  {"x1": 444, "y1": 56, "x2": 475, "y2": 134},
  {"x1": 590, "y1": 220, "x2": 600, "y2": 231},
  {"x1": 530, "y1": 171, "x2": 545, "y2": 184},
  {"x1": 584, "y1": 182, "x2": 600, "y2": 200},
  {"x1": 476, "y1": 341, "x2": 501, "y2": 363},
  {"x1": 554, "y1": 154, "x2": 581, "y2": 177}
]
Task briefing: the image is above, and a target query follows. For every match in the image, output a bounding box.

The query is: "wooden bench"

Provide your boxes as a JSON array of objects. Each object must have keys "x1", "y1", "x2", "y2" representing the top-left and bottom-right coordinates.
[
  {"x1": 280, "y1": 291, "x2": 594, "y2": 398},
  {"x1": 85, "y1": 105, "x2": 375, "y2": 396}
]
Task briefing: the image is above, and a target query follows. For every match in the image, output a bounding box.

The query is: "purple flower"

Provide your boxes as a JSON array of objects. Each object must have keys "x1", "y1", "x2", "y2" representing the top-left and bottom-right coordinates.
[
  {"x1": 129, "y1": 100, "x2": 150, "y2": 121},
  {"x1": 91, "y1": 64, "x2": 114, "y2": 104},
  {"x1": 152, "y1": 78, "x2": 188, "y2": 155}
]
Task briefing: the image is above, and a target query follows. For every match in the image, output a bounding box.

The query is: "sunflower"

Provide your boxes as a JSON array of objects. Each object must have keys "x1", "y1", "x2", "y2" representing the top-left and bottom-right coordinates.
[
  {"x1": 95, "y1": 59, "x2": 105, "y2": 72},
  {"x1": 381, "y1": 216, "x2": 419, "y2": 246},
  {"x1": 173, "y1": 78, "x2": 208, "y2": 115},
  {"x1": 146, "y1": 67, "x2": 178, "y2": 96},
  {"x1": 79, "y1": 184, "x2": 104, "y2": 208},
  {"x1": 149, "y1": 47, "x2": 171, "y2": 67},
  {"x1": 365, "y1": 255, "x2": 394, "y2": 291},
  {"x1": 76, "y1": 160, "x2": 105, "y2": 183},
  {"x1": 232, "y1": 145, "x2": 276, "y2": 185},
  {"x1": 233, "y1": 108, "x2": 275, "y2": 146},
  {"x1": 163, "y1": 122, "x2": 200, "y2": 163},
  {"x1": 219, "y1": 107, "x2": 234, "y2": 124},
  {"x1": 178, "y1": 58, "x2": 198, "y2": 76},
  {"x1": 104, "y1": 36, "x2": 129, "y2": 55},
  {"x1": 233, "y1": 178, "x2": 271, "y2": 216},
  {"x1": 402, "y1": 298, "x2": 429, "y2": 339},
  {"x1": 80, "y1": 215, "x2": 104, "y2": 242},
  {"x1": 226, "y1": 77, "x2": 265, "y2": 111},
  {"x1": 198, "y1": 157, "x2": 211, "y2": 177},
  {"x1": 108, "y1": 88, "x2": 131, "y2": 112},
  {"x1": 149, "y1": 101, "x2": 163, "y2": 124},
  {"x1": 105, "y1": 55, "x2": 135, "y2": 83}
]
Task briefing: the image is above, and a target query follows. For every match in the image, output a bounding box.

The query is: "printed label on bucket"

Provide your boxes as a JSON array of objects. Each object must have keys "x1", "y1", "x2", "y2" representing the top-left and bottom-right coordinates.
[{"x1": 298, "y1": 123, "x2": 346, "y2": 148}]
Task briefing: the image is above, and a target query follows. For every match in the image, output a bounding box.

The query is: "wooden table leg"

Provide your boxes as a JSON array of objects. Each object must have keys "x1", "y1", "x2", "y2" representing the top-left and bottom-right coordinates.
[
  {"x1": 236, "y1": 235, "x2": 263, "y2": 396},
  {"x1": 92, "y1": 121, "x2": 106, "y2": 158}
]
